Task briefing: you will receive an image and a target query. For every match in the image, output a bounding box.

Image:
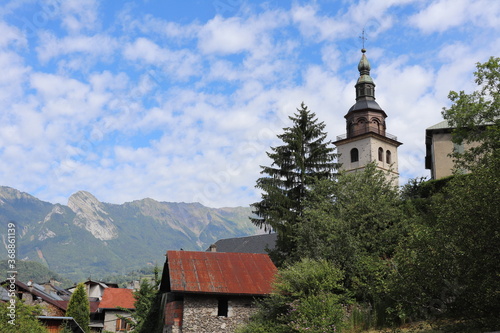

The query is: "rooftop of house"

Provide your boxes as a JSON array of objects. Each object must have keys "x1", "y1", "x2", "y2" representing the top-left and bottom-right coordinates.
[
  {"x1": 162, "y1": 250, "x2": 277, "y2": 296},
  {"x1": 37, "y1": 316, "x2": 86, "y2": 333},
  {"x1": 2, "y1": 280, "x2": 68, "y2": 312},
  {"x1": 207, "y1": 233, "x2": 277, "y2": 254},
  {"x1": 427, "y1": 120, "x2": 452, "y2": 131},
  {"x1": 98, "y1": 288, "x2": 136, "y2": 310},
  {"x1": 68, "y1": 279, "x2": 119, "y2": 291}
]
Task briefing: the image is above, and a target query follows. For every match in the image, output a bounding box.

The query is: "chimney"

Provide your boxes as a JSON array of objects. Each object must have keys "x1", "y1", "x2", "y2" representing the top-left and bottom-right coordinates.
[{"x1": 209, "y1": 244, "x2": 217, "y2": 252}]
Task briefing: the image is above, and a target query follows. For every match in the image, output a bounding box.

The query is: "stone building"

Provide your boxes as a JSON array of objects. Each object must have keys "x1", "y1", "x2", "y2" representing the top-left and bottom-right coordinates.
[
  {"x1": 159, "y1": 250, "x2": 277, "y2": 333},
  {"x1": 334, "y1": 48, "x2": 402, "y2": 186}
]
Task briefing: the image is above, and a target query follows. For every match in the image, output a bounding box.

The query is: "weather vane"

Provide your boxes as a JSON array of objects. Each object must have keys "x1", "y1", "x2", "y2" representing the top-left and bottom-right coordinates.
[{"x1": 359, "y1": 28, "x2": 367, "y2": 51}]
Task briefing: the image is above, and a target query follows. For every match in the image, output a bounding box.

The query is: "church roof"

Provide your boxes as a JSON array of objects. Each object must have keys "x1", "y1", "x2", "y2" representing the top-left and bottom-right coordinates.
[
  {"x1": 348, "y1": 48, "x2": 385, "y2": 115},
  {"x1": 347, "y1": 99, "x2": 383, "y2": 113},
  {"x1": 357, "y1": 49, "x2": 374, "y2": 85}
]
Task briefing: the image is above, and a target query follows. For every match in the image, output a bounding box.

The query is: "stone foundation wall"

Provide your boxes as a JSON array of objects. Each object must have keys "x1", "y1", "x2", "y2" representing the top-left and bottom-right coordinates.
[{"x1": 181, "y1": 294, "x2": 256, "y2": 333}]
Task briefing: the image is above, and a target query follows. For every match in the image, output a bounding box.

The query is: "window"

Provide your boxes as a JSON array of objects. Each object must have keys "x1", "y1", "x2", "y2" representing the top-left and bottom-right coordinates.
[
  {"x1": 453, "y1": 142, "x2": 464, "y2": 154},
  {"x1": 386, "y1": 150, "x2": 391, "y2": 164},
  {"x1": 350, "y1": 148, "x2": 359, "y2": 163},
  {"x1": 218, "y1": 298, "x2": 229, "y2": 317},
  {"x1": 116, "y1": 318, "x2": 131, "y2": 331},
  {"x1": 372, "y1": 118, "x2": 380, "y2": 134},
  {"x1": 378, "y1": 147, "x2": 383, "y2": 161}
]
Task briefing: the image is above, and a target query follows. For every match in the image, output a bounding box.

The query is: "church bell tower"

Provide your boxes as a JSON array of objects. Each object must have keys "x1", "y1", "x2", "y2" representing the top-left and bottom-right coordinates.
[{"x1": 334, "y1": 49, "x2": 402, "y2": 186}]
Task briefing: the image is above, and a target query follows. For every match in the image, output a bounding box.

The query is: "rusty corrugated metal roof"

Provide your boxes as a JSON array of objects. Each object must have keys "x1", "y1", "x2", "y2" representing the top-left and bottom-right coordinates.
[{"x1": 166, "y1": 251, "x2": 277, "y2": 295}]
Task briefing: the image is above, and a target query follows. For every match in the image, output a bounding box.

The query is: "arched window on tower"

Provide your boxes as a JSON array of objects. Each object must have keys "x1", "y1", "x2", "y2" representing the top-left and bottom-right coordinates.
[
  {"x1": 356, "y1": 117, "x2": 368, "y2": 136},
  {"x1": 386, "y1": 150, "x2": 391, "y2": 164},
  {"x1": 371, "y1": 118, "x2": 381, "y2": 134},
  {"x1": 348, "y1": 122, "x2": 354, "y2": 137},
  {"x1": 351, "y1": 148, "x2": 359, "y2": 163},
  {"x1": 378, "y1": 147, "x2": 383, "y2": 162}
]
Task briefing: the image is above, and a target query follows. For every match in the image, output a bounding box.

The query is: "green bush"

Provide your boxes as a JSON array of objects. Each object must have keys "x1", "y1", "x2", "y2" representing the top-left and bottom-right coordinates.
[{"x1": 237, "y1": 259, "x2": 351, "y2": 333}]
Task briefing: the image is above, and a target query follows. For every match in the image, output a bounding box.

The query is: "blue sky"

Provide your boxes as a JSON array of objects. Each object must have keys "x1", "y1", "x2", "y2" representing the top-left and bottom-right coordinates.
[{"x1": 0, "y1": 0, "x2": 499, "y2": 207}]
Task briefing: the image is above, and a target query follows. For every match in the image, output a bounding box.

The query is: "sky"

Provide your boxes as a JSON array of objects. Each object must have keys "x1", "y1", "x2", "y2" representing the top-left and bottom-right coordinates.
[{"x1": 0, "y1": 0, "x2": 499, "y2": 208}]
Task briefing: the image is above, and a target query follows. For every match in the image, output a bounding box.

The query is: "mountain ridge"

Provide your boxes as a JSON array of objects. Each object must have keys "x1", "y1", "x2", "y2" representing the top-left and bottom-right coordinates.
[{"x1": 0, "y1": 186, "x2": 260, "y2": 282}]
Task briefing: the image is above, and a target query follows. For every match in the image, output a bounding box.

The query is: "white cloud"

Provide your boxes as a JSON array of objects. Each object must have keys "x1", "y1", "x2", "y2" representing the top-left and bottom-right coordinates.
[
  {"x1": 291, "y1": 4, "x2": 351, "y2": 41},
  {"x1": 36, "y1": 32, "x2": 117, "y2": 63},
  {"x1": 198, "y1": 16, "x2": 257, "y2": 54},
  {"x1": 0, "y1": 21, "x2": 26, "y2": 48},
  {"x1": 60, "y1": 0, "x2": 100, "y2": 33},
  {"x1": 198, "y1": 10, "x2": 288, "y2": 55},
  {"x1": 123, "y1": 37, "x2": 201, "y2": 79},
  {"x1": 410, "y1": 0, "x2": 500, "y2": 33}
]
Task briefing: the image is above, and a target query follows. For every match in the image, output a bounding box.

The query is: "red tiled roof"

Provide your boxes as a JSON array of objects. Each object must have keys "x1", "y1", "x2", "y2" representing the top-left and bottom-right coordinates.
[
  {"x1": 166, "y1": 251, "x2": 277, "y2": 295},
  {"x1": 98, "y1": 288, "x2": 135, "y2": 309}
]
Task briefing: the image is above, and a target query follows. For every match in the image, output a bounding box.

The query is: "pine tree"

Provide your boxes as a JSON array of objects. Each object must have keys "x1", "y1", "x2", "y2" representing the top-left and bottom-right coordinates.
[
  {"x1": 66, "y1": 283, "x2": 90, "y2": 333},
  {"x1": 251, "y1": 103, "x2": 339, "y2": 264}
]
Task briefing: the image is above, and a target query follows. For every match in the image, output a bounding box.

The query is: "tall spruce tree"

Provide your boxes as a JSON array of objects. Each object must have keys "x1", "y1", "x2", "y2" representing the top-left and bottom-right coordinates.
[
  {"x1": 66, "y1": 283, "x2": 90, "y2": 333},
  {"x1": 251, "y1": 103, "x2": 339, "y2": 264}
]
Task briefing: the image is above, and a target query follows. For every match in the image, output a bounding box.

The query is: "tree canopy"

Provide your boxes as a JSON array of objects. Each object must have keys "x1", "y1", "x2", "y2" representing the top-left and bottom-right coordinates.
[
  {"x1": 442, "y1": 56, "x2": 500, "y2": 169},
  {"x1": 0, "y1": 300, "x2": 48, "y2": 333}
]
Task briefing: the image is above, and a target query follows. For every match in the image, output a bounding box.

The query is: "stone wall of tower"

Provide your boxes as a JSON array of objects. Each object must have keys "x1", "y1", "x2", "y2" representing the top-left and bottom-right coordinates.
[{"x1": 336, "y1": 136, "x2": 399, "y2": 187}]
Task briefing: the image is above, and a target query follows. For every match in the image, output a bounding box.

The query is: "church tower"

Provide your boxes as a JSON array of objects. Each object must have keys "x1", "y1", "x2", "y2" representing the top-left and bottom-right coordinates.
[{"x1": 334, "y1": 49, "x2": 402, "y2": 186}]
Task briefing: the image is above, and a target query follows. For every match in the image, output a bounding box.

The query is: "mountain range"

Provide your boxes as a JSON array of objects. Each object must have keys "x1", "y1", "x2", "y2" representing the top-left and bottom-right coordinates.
[{"x1": 0, "y1": 186, "x2": 261, "y2": 282}]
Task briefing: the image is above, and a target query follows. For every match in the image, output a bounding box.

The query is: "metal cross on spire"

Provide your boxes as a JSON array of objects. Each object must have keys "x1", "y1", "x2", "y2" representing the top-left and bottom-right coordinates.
[{"x1": 359, "y1": 28, "x2": 367, "y2": 51}]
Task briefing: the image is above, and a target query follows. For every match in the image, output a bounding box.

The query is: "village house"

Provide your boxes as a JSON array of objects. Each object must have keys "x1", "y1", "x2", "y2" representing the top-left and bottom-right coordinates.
[
  {"x1": 1, "y1": 280, "x2": 68, "y2": 316},
  {"x1": 96, "y1": 287, "x2": 136, "y2": 332},
  {"x1": 159, "y1": 250, "x2": 277, "y2": 333},
  {"x1": 67, "y1": 279, "x2": 119, "y2": 300},
  {"x1": 0, "y1": 279, "x2": 103, "y2": 332}
]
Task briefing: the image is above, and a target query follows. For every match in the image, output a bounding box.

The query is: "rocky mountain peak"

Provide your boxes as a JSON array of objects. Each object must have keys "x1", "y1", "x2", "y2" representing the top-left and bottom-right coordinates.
[
  {"x1": 0, "y1": 186, "x2": 38, "y2": 203},
  {"x1": 68, "y1": 191, "x2": 118, "y2": 241}
]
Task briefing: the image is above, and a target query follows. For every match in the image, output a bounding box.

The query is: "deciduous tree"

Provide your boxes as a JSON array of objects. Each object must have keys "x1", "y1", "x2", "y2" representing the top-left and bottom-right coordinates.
[
  {"x1": 0, "y1": 300, "x2": 48, "y2": 333},
  {"x1": 237, "y1": 259, "x2": 350, "y2": 333},
  {"x1": 297, "y1": 163, "x2": 404, "y2": 303},
  {"x1": 442, "y1": 56, "x2": 500, "y2": 169},
  {"x1": 389, "y1": 159, "x2": 500, "y2": 329}
]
